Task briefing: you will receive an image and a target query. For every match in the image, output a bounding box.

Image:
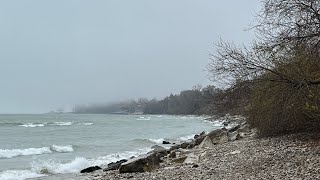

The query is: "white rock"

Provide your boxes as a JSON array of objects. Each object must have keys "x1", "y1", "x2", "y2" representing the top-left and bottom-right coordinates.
[{"x1": 230, "y1": 150, "x2": 241, "y2": 155}]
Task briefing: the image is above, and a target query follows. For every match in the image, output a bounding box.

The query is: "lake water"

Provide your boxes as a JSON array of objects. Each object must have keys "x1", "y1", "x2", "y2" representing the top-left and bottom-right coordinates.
[{"x1": 0, "y1": 114, "x2": 221, "y2": 180}]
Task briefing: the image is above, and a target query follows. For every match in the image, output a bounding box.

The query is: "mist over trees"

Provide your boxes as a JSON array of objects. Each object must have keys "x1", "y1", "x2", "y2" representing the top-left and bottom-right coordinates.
[{"x1": 73, "y1": 86, "x2": 227, "y2": 115}]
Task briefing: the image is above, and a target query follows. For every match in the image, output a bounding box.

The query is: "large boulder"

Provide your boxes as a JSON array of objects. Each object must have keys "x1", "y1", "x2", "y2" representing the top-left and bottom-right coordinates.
[
  {"x1": 119, "y1": 153, "x2": 160, "y2": 173},
  {"x1": 103, "y1": 159, "x2": 127, "y2": 172},
  {"x1": 198, "y1": 136, "x2": 215, "y2": 149},
  {"x1": 207, "y1": 129, "x2": 228, "y2": 145},
  {"x1": 150, "y1": 145, "x2": 168, "y2": 159}
]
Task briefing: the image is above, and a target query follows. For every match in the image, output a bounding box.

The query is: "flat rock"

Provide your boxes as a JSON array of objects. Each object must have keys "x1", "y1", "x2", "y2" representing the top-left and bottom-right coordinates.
[{"x1": 198, "y1": 136, "x2": 215, "y2": 149}]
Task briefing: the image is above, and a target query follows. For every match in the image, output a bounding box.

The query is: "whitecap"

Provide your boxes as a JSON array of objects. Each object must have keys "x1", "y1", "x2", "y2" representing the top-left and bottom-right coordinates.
[
  {"x1": 0, "y1": 147, "x2": 52, "y2": 159},
  {"x1": 148, "y1": 138, "x2": 165, "y2": 144},
  {"x1": 50, "y1": 145, "x2": 74, "y2": 153},
  {"x1": 0, "y1": 170, "x2": 45, "y2": 180},
  {"x1": 19, "y1": 123, "x2": 45, "y2": 128},
  {"x1": 83, "y1": 123, "x2": 93, "y2": 126},
  {"x1": 177, "y1": 134, "x2": 195, "y2": 141},
  {"x1": 136, "y1": 117, "x2": 151, "y2": 121},
  {"x1": 53, "y1": 122, "x2": 73, "y2": 126}
]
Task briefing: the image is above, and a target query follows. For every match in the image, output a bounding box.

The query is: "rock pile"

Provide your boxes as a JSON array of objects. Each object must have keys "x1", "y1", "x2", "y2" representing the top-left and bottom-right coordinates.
[{"x1": 80, "y1": 115, "x2": 252, "y2": 175}]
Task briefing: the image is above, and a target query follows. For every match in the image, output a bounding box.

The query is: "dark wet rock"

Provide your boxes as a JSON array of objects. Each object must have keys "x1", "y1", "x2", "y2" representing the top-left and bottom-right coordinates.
[
  {"x1": 187, "y1": 143, "x2": 195, "y2": 149},
  {"x1": 194, "y1": 135, "x2": 206, "y2": 146},
  {"x1": 80, "y1": 166, "x2": 101, "y2": 173},
  {"x1": 169, "y1": 144, "x2": 181, "y2": 151},
  {"x1": 181, "y1": 142, "x2": 190, "y2": 149},
  {"x1": 194, "y1": 134, "x2": 200, "y2": 139},
  {"x1": 228, "y1": 124, "x2": 241, "y2": 133},
  {"x1": 103, "y1": 159, "x2": 128, "y2": 171},
  {"x1": 162, "y1": 141, "x2": 170, "y2": 144},
  {"x1": 199, "y1": 131, "x2": 206, "y2": 136},
  {"x1": 119, "y1": 153, "x2": 161, "y2": 173},
  {"x1": 169, "y1": 151, "x2": 176, "y2": 159},
  {"x1": 192, "y1": 164, "x2": 199, "y2": 168}
]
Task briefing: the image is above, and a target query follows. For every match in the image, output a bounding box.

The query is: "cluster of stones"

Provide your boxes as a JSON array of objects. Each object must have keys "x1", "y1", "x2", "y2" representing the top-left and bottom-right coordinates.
[{"x1": 80, "y1": 115, "x2": 253, "y2": 174}]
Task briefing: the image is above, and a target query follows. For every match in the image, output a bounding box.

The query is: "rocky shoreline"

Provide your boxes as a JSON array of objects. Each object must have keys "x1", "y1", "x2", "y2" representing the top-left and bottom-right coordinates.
[{"x1": 78, "y1": 115, "x2": 320, "y2": 180}]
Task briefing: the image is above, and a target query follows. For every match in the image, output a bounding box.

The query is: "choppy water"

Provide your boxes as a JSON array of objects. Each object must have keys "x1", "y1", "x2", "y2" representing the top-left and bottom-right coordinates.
[{"x1": 0, "y1": 114, "x2": 221, "y2": 180}]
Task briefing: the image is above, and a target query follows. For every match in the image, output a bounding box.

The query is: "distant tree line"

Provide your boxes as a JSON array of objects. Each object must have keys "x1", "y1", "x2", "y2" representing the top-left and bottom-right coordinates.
[
  {"x1": 72, "y1": 85, "x2": 241, "y2": 116},
  {"x1": 143, "y1": 86, "x2": 220, "y2": 115}
]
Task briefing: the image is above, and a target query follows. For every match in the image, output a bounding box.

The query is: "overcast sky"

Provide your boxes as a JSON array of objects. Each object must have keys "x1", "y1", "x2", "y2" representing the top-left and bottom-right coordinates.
[{"x1": 0, "y1": 1, "x2": 261, "y2": 113}]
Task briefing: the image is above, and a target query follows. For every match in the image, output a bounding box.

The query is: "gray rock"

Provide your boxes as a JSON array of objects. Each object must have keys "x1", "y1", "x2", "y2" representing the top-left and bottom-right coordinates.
[
  {"x1": 171, "y1": 156, "x2": 187, "y2": 164},
  {"x1": 169, "y1": 151, "x2": 177, "y2": 158},
  {"x1": 228, "y1": 131, "x2": 241, "y2": 141},
  {"x1": 151, "y1": 145, "x2": 166, "y2": 151},
  {"x1": 104, "y1": 159, "x2": 127, "y2": 171},
  {"x1": 207, "y1": 129, "x2": 229, "y2": 145},
  {"x1": 198, "y1": 136, "x2": 215, "y2": 149},
  {"x1": 119, "y1": 153, "x2": 160, "y2": 173},
  {"x1": 169, "y1": 144, "x2": 181, "y2": 151},
  {"x1": 194, "y1": 135, "x2": 206, "y2": 146},
  {"x1": 228, "y1": 124, "x2": 241, "y2": 133},
  {"x1": 180, "y1": 142, "x2": 190, "y2": 149}
]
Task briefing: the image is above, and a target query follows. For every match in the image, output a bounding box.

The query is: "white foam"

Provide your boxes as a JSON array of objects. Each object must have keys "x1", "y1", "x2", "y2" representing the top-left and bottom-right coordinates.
[
  {"x1": 83, "y1": 123, "x2": 93, "y2": 126},
  {"x1": 0, "y1": 170, "x2": 45, "y2": 180},
  {"x1": 19, "y1": 123, "x2": 45, "y2": 128},
  {"x1": 0, "y1": 147, "x2": 52, "y2": 159},
  {"x1": 148, "y1": 138, "x2": 165, "y2": 144},
  {"x1": 31, "y1": 157, "x2": 91, "y2": 174},
  {"x1": 50, "y1": 145, "x2": 74, "y2": 153},
  {"x1": 178, "y1": 134, "x2": 195, "y2": 141},
  {"x1": 31, "y1": 148, "x2": 151, "y2": 175},
  {"x1": 136, "y1": 117, "x2": 151, "y2": 121},
  {"x1": 93, "y1": 148, "x2": 151, "y2": 165},
  {"x1": 53, "y1": 122, "x2": 73, "y2": 126}
]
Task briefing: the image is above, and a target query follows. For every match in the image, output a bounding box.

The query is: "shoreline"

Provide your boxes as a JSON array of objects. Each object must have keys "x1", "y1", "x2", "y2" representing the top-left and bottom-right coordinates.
[{"x1": 78, "y1": 115, "x2": 320, "y2": 180}]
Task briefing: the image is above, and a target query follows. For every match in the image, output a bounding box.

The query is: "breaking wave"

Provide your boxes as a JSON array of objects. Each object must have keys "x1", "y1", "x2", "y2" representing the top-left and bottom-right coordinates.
[
  {"x1": 0, "y1": 145, "x2": 74, "y2": 159},
  {"x1": 30, "y1": 148, "x2": 150, "y2": 175},
  {"x1": 50, "y1": 145, "x2": 74, "y2": 153}
]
